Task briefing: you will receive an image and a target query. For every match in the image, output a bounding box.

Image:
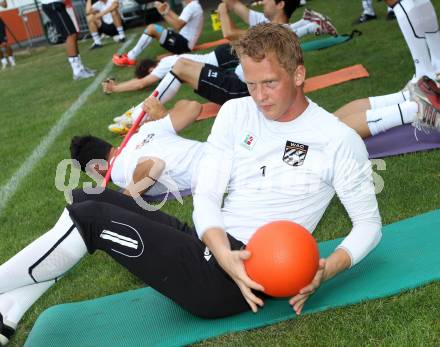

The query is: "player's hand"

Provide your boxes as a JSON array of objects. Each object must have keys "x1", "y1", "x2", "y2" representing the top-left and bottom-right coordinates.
[
  {"x1": 142, "y1": 96, "x2": 167, "y2": 121},
  {"x1": 154, "y1": 1, "x2": 168, "y2": 13},
  {"x1": 102, "y1": 78, "x2": 116, "y2": 94},
  {"x1": 289, "y1": 258, "x2": 326, "y2": 315},
  {"x1": 217, "y1": 2, "x2": 228, "y2": 14},
  {"x1": 217, "y1": 249, "x2": 265, "y2": 313}
]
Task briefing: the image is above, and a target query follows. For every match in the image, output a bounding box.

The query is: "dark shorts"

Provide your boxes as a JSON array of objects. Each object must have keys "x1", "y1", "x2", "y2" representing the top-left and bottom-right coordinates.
[
  {"x1": 0, "y1": 18, "x2": 6, "y2": 43},
  {"x1": 98, "y1": 22, "x2": 118, "y2": 37},
  {"x1": 42, "y1": 2, "x2": 77, "y2": 39},
  {"x1": 160, "y1": 29, "x2": 191, "y2": 54},
  {"x1": 197, "y1": 64, "x2": 249, "y2": 105},
  {"x1": 213, "y1": 44, "x2": 239, "y2": 70},
  {"x1": 67, "y1": 188, "x2": 256, "y2": 318}
]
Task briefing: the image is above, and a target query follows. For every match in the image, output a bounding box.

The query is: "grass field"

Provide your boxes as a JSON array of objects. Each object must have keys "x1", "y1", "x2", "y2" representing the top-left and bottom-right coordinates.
[{"x1": 1, "y1": 0, "x2": 440, "y2": 345}]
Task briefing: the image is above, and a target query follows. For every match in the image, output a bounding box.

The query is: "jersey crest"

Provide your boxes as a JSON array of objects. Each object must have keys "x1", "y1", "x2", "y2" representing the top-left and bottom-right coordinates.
[{"x1": 283, "y1": 141, "x2": 308, "y2": 166}]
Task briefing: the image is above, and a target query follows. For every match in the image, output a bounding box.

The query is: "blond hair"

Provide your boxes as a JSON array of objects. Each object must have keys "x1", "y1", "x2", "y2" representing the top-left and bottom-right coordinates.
[{"x1": 232, "y1": 23, "x2": 304, "y2": 74}]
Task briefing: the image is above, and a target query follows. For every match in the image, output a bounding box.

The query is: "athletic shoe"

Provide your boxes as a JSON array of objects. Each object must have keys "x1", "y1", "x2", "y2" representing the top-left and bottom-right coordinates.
[
  {"x1": 83, "y1": 66, "x2": 97, "y2": 75},
  {"x1": 112, "y1": 53, "x2": 136, "y2": 67},
  {"x1": 302, "y1": 8, "x2": 327, "y2": 22},
  {"x1": 313, "y1": 17, "x2": 338, "y2": 36},
  {"x1": 0, "y1": 313, "x2": 15, "y2": 346},
  {"x1": 73, "y1": 68, "x2": 95, "y2": 81},
  {"x1": 90, "y1": 43, "x2": 103, "y2": 50},
  {"x1": 108, "y1": 122, "x2": 130, "y2": 135},
  {"x1": 353, "y1": 13, "x2": 377, "y2": 25},
  {"x1": 410, "y1": 76, "x2": 440, "y2": 131},
  {"x1": 113, "y1": 107, "x2": 134, "y2": 124}
]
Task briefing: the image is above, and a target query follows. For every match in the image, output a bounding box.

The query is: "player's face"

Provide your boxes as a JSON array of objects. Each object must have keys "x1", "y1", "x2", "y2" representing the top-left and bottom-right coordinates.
[
  {"x1": 241, "y1": 52, "x2": 307, "y2": 122},
  {"x1": 262, "y1": 0, "x2": 280, "y2": 20}
]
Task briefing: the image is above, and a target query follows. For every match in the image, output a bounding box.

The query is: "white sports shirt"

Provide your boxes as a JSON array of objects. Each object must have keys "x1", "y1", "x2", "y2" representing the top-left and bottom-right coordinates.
[
  {"x1": 92, "y1": 0, "x2": 117, "y2": 25},
  {"x1": 111, "y1": 115, "x2": 205, "y2": 195},
  {"x1": 248, "y1": 9, "x2": 298, "y2": 32},
  {"x1": 193, "y1": 97, "x2": 382, "y2": 266},
  {"x1": 178, "y1": 0, "x2": 204, "y2": 49}
]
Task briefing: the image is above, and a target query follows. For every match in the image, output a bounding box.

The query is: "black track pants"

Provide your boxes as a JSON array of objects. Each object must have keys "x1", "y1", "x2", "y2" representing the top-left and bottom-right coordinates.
[{"x1": 68, "y1": 189, "x2": 251, "y2": 318}]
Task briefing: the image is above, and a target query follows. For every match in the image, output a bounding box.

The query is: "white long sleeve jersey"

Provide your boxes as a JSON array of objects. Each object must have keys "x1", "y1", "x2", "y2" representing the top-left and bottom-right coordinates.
[{"x1": 193, "y1": 97, "x2": 382, "y2": 266}]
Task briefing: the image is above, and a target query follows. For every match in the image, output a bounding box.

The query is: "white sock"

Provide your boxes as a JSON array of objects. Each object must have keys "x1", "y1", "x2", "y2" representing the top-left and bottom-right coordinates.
[
  {"x1": 0, "y1": 209, "x2": 87, "y2": 293},
  {"x1": 68, "y1": 56, "x2": 83, "y2": 75},
  {"x1": 91, "y1": 32, "x2": 102, "y2": 45},
  {"x1": 0, "y1": 280, "x2": 55, "y2": 328},
  {"x1": 7, "y1": 56, "x2": 15, "y2": 66},
  {"x1": 362, "y1": 0, "x2": 375, "y2": 16},
  {"x1": 128, "y1": 32, "x2": 153, "y2": 60},
  {"x1": 366, "y1": 100, "x2": 418, "y2": 136},
  {"x1": 394, "y1": 0, "x2": 436, "y2": 79},
  {"x1": 369, "y1": 90, "x2": 411, "y2": 109},
  {"x1": 155, "y1": 71, "x2": 182, "y2": 103},
  {"x1": 294, "y1": 21, "x2": 319, "y2": 38},
  {"x1": 1, "y1": 57, "x2": 7, "y2": 68},
  {"x1": 117, "y1": 26, "x2": 125, "y2": 39}
]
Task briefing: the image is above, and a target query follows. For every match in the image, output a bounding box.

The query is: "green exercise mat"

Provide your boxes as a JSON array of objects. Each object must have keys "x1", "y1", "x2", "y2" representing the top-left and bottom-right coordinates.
[
  {"x1": 25, "y1": 210, "x2": 440, "y2": 347},
  {"x1": 301, "y1": 30, "x2": 362, "y2": 52}
]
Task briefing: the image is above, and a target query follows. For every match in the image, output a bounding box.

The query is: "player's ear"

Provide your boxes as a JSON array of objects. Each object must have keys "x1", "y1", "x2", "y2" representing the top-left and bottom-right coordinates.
[{"x1": 294, "y1": 65, "x2": 306, "y2": 86}]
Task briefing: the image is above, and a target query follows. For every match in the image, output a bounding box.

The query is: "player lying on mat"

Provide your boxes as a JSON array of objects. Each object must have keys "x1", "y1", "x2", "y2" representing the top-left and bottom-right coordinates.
[
  {"x1": 217, "y1": 0, "x2": 337, "y2": 41},
  {"x1": 0, "y1": 97, "x2": 208, "y2": 345},
  {"x1": 0, "y1": 24, "x2": 381, "y2": 346},
  {"x1": 334, "y1": 76, "x2": 440, "y2": 138},
  {"x1": 113, "y1": 0, "x2": 203, "y2": 66}
]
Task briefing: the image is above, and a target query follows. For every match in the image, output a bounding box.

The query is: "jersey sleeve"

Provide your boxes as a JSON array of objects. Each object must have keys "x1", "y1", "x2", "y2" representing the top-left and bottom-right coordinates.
[
  {"x1": 192, "y1": 101, "x2": 236, "y2": 239},
  {"x1": 179, "y1": 2, "x2": 194, "y2": 23},
  {"x1": 248, "y1": 9, "x2": 268, "y2": 27},
  {"x1": 330, "y1": 130, "x2": 382, "y2": 266}
]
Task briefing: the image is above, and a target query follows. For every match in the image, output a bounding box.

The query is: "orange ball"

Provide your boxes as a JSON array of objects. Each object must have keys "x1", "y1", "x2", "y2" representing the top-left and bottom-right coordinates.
[{"x1": 244, "y1": 220, "x2": 319, "y2": 297}]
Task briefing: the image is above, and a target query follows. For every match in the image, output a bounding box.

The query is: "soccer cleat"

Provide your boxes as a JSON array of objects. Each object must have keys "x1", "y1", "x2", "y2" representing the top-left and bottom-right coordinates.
[
  {"x1": 0, "y1": 313, "x2": 15, "y2": 346},
  {"x1": 302, "y1": 8, "x2": 326, "y2": 22},
  {"x1": 113, "y1": 107, "x2": 134, "y2": 124},
  {"x1": 89, "y1": 42, "x2": 103, "y2": 50},
  {"x1": 410, "y1": 76, "x2": 440, "y2": 131},
  {"x1": 73, "y1": 68, "x2": 95, "y2": 81},
  {"x1": 313, "y1": 17, "x2": 338, "y2": 36},
  {"x1": 108, "y1": 122, "x2": 130, "y2": 135},
  {"x1": 112, "y1": 53, "x2": 137, "y2": 67},
  {"x1": 83, "y1": 66, "x2": 97, "y2": 75},
  {"x1": 353, "y1": 13, "x2": 377, "y2": 25}
]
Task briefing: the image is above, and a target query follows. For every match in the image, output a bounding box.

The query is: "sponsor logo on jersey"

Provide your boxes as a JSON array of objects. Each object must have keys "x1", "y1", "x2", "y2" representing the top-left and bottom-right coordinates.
[
  {"x1": 282, "y1": 141, "x2": 308, "y2": 166},
  {"x1": 135, "y1": 133, "x2": 155, "y2": 150},
  {"x1": 241, "y1": 132, "x2": 257, "y2": 150}
]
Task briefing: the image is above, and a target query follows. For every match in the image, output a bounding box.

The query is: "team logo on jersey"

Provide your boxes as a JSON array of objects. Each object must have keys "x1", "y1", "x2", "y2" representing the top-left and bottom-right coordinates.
[
  {"x1": 282, "y1": 141, "x2": 308, "y2": 166},
  {"x1": 241, "y1": 132, "x2": 257, "y2": 150},
  {"x1": 135, "y1": 133, "x2": 155, "y2": 150}
]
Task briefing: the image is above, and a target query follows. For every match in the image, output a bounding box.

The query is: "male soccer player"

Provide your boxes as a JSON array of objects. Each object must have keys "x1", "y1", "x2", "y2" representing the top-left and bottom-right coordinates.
[{"x1": 0, "y1": 24, "x2": 381, "y2": 345}]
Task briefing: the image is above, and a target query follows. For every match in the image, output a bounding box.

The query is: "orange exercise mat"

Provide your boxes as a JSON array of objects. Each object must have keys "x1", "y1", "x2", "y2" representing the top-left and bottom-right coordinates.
[{"x1": 196, "y1": 64, "x2": 369, "y2": 121}]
